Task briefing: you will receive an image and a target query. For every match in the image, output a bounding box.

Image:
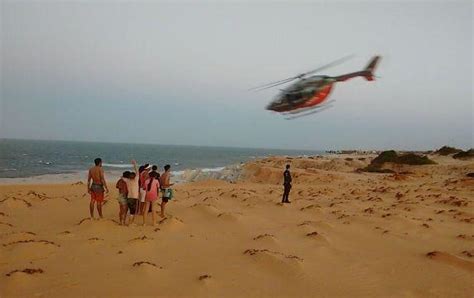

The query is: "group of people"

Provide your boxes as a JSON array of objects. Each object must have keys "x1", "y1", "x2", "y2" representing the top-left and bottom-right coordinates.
[
  {"x1": 86, "y1": 158, "x2": 174, "y2": 226},
  {"x1": 86, "y1": 157, "x2": 293, "y2": 224}
]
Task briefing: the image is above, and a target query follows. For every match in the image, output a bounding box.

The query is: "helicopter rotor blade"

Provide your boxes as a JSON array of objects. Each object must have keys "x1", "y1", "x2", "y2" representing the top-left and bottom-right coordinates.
[
  {"x1": 249, "y1": 77, "x2": 298, "y2": 91},
  {"x1": 249, "y1": 54, "x2": 354, "y2": 92},
  {"x1": 250, "y1": 77, "x2": 297, "y2": 91},
  {"x1": 301, "y1": 54, "x2": 354, "y2": 77}
]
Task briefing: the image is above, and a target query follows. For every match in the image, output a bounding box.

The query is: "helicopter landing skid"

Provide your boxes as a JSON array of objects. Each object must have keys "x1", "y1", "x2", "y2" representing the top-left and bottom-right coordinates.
[{"x1": 283, "y1": 100, "x2": 335, "y2": 120}]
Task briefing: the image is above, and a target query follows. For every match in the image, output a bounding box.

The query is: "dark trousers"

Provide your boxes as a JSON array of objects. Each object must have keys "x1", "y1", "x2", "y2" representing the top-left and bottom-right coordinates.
[{"x1": 282, "y1": 184, "x2": 291, "y2": 202}]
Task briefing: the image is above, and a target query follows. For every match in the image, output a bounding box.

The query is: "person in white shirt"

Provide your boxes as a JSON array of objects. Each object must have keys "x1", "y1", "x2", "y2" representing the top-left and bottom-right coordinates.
[{"x1": 125, "y1": 160, "x2": 140, "y2": 225}]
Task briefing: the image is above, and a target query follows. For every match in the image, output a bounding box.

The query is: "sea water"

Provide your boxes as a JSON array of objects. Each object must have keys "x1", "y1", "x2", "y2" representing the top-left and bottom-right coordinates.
[{"x1": 0, "y1": 139, "x2": 323, "y2": 183}]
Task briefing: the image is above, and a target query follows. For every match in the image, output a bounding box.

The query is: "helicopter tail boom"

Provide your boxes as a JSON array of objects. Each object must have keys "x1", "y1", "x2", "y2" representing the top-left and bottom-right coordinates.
[{"x1": 334, "y1": 55, "x2": 381, "y2": 82}]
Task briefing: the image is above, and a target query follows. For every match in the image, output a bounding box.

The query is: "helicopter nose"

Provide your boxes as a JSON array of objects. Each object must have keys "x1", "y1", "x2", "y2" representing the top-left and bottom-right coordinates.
[{"x1": 266, "y1": 102, "x2": 277, "y2": 111}]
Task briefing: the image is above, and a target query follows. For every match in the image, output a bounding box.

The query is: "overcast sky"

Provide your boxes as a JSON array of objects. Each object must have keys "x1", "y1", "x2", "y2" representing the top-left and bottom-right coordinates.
[{"x1": 1, "y1": 1, "x2": 472, "y2": 150}]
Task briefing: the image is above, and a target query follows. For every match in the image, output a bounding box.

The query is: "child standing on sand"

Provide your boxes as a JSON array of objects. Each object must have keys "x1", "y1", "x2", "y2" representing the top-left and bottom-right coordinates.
[
  {"x1": 125, "y1": 160, "x2": 140, "y2": 225},
  {"x1": 142, "y1": 171, "x2": 160, "y2": 226},
  {"x1": 115, "y1": 171, "x2": 129, "y2": 225}
]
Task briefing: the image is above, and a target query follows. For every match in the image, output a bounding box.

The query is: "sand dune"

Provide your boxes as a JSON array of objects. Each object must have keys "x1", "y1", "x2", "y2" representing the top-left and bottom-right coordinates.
[{"x1": 1, "y1": 154, "x2": 473, "y2": 297}]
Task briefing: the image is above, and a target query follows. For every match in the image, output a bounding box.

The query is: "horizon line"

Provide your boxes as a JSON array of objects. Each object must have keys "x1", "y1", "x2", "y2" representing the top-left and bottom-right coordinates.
[
  {"x1": 0, "y1": 137, "x2": 326, "y2": 152},
  {"x1": 1, "y1": 137, "x2": 466, "y2": 152}
]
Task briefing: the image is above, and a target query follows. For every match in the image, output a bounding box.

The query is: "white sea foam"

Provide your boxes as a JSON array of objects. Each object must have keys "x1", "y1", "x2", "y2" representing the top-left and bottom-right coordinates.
[
  {"x1": 201, "y1": 167, "x2": 226, "y2": 173},
  {"x1": 0, "y1": 164, "x2": 244, "y2": 185},
  {"x1": 102, "y1": 163, "x2": 133, "y2": 168}
]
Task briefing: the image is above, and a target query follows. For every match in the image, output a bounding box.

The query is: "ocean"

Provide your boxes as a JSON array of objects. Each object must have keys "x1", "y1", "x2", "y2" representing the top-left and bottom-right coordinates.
[{"x1": 0, "y1": 139, "x2": 324, "y2": 182}]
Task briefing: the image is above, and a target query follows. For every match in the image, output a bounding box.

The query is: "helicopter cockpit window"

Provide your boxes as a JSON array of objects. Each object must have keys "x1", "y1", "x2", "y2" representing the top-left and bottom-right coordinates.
[{"x1": 286, "y1": 92, "x2": 299, "y2": 102}]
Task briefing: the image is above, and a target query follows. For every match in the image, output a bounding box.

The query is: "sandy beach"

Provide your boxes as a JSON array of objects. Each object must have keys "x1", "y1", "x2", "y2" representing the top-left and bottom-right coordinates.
[{"x1": 1, "y1": 153, "x2": 473, "y2": 297}]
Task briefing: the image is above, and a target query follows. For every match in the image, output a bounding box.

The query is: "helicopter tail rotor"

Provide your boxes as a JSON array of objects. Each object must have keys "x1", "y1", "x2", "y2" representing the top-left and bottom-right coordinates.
[{"x1": 362, "y1": 56, "x2": 381, "y2": 81}]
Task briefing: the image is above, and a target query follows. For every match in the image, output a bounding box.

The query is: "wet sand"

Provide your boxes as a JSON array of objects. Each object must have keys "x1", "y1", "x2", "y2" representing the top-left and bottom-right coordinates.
[{"x1": 1, "y1": 154, "x2": 473, "y2": 297}]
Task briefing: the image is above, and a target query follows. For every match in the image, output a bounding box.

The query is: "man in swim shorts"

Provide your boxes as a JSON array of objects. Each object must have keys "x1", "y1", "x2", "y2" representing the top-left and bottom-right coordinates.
[
  {"x1": 87, "y1": 158, "x2": 109, "y2": 219},
  {"x1": 159, "y1": 164, "x2": 174, "y2": 218}
]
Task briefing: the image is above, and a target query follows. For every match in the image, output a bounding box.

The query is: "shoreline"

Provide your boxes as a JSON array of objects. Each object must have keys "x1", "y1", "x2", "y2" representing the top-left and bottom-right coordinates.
[
  {"x1": 1, "y1": 149, "x2": 471, "y2": 186},
  {"x1": 0, "y1": 164, "x2": 245, "y2": 185}
]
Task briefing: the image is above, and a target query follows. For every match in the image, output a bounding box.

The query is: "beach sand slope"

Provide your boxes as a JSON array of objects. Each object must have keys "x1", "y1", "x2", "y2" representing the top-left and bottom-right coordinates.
[{"x1": 1, "y1": 154, "x2": 473, "y2": 297}]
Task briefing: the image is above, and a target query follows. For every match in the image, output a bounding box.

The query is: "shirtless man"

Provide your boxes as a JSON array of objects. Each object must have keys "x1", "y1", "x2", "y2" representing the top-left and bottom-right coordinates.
[
  {"x1": 159, "y1": 164, "x2": 174, "y2": 218},
  {"x1": 87, "y1": 158, "x2": 109, "y2": 219}
]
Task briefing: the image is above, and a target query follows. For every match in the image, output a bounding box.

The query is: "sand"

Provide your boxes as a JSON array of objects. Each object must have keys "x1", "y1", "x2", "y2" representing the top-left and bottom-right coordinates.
[{"x1": 1, "y1": 154, "x2": 473, "y2": 297}]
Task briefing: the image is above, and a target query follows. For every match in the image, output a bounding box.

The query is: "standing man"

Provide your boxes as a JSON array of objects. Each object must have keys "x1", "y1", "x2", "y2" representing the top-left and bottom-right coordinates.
[
  {"x1": 282, "y1": 164, "x2": 292, "y2": 203},
  {"x1": 87, "y1": 158, "x2": 109, "y2": 219},
  {"x1": 160, "y1": 164, "x2": 174, "y2": 218},
  {"x1": 138, "y1": 164, "x2": 151, "y2": 215}
]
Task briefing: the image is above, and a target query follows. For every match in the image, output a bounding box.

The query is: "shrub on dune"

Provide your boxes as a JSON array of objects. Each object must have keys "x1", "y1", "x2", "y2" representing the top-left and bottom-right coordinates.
[
  {"x1": 453, "y1": 149, "x2": 474, "y2": 160},
  {"x1": 359, "y1": 150, "x2": 435, "y2": 173},
  {"x1": 434, "y1": 146, "x2": 462, "y2": 156}
]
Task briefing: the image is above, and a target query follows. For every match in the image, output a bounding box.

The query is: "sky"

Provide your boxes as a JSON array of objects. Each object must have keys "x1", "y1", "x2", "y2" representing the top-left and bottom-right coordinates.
[{"x1": 1, "y1": 1, "x2": 472, "y2": 151}]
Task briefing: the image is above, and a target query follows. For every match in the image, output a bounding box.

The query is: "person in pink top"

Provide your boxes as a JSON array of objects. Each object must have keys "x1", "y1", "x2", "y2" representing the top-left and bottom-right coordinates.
[{"x1": 142, "y1": 171, "x2": 160, "y2": 226}]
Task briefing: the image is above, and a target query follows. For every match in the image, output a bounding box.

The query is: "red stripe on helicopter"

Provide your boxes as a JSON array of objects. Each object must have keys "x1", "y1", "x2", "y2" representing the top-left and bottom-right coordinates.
[{"x1": 297, "y1": 84, "x2": 333, "y2": 109}]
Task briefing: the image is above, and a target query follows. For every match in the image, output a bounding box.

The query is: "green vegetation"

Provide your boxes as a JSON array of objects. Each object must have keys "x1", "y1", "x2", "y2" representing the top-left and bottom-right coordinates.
[
  {"x1": 453, "y1": 149, "x2": 474, "y2": 160},
  {"x1": 434, "y1": 146, "x2": 462, "y2": 156},
  {"x1": 359, "y1": 150, "x2": 435, "y2": 173},
  {"x1": 396, "y1": 153, "x2": 436, "y2": 165}
]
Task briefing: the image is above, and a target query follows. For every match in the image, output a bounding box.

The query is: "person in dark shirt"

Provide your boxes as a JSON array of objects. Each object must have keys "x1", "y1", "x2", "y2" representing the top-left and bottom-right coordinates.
[
  {"x1": 282, "y1": 164, "x2": 292, "y2": 203},
  {"x1": 150, "y1": 165, "x2": 161, "y2": 180}
]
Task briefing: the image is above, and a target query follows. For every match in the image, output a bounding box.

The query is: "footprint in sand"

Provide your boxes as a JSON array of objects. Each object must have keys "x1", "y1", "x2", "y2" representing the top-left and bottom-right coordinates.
[
  {"x1": 300, "y1": 204, "x2": 321, "y2": 212},
  {"x1": 456, "y1": 234, "x2": 474, "y2": 240},
  {"x1": 77, "y1": 218, "x2": 92, "y2": 225},
  {"x1": 189, "y1": 203, "x2": 220, "y2": 216},
  {"x1": 306, "y1": 231, "x2": 320, "y2": 238},
  {"x1": 426, "y1": 251, "x2": 474, "y2": 272},
  {"x1": 128, "y1": 235, "x2": 154, "y2": 243},
  {"x1": 132, "y1": 261, "x2": 164, "y2": 274},
  {"x1": 198, "y1": 274, "x2": 212, "y2": 281},
  {"x1": 363, "y1": 207, "x2": 375, "y2": 214},
  {"x1": 252, "y1": 234, "x2": 278, "y2": 246},
  {"x1": 6, "y1": 268, "x2": 44, "y2": 277},
  {"x1": 158, "y1": 216, "x2": 185, "y2": 230},
  {"x1": 461, "y1": 250, "x2": 474, "y2": 258},
  {"x1": 3, "y1": 239, "x2": 60, "y2": 261},
  {"x1": 88, "y1": 237, "x2": 104, "y2": 241},
  {"x1": 243, "y1": 249, "x2": 303, "y2": 273},
  {"x1": 3, "y1": 239, "x2": 60, "y2": 248},
  {"x1": 1, "y1": 197, "x2": 32, "y2": 208},
  {"x1": 2, "y1": 231, "x2": 37, "y2": 244},
  {"x1": 217, "y1": 212, "x2": 242, "y2": 221},
  {"x1": 253, "y1": 234, "x2": 275, "y2": 241}
]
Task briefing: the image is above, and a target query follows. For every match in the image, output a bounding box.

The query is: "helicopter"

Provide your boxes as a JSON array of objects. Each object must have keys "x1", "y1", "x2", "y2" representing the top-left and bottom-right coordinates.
[{"x1": 251, "y1": 55, "x2": 381, "y2": 119}]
